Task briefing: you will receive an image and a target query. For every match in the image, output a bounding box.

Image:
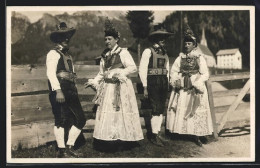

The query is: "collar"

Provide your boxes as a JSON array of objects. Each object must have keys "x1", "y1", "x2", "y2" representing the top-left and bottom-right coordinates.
[
  {"x1": 180, "y1": 47, "x2": 201, "y2": 58},
  {"x1": 152, "y1": 43, "x2": 166, "y2": 55},
  {"x1": 56, "y1": 44, "x2": 64, "y2": 50},
  {"x1": 110, "y1": 44, "x2": 119, "y2": 53},
  {"x1": 105, "y1": 44, "x2": 121, "y2": 57},
  {"x1": 56, "y1": 44, "x2": 69, "y2": 53}
]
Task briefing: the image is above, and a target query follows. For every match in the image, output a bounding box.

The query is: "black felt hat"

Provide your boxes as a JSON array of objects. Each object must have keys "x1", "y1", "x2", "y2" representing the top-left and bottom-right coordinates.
[
  {"x1": 50, "y1": 22, "x2": 76, "y2": 43},
  {"x1": 148, "y1": 26, "x2": 174, "y2": 42}
]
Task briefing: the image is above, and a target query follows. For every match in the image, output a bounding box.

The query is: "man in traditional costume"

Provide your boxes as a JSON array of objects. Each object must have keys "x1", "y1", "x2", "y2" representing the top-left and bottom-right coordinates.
[
  {"x1": 166, "y1": 23, "x2": 213, "y2": 146},
  {"x1": 46, "y1": 22, "x2": 86, "y2": 157},
  {"x1": 85, "y1": 18, "x2": 143, "y2": 151},
  {"x1": 139, "y1": 27, "x2": 173, "y2": 147}
]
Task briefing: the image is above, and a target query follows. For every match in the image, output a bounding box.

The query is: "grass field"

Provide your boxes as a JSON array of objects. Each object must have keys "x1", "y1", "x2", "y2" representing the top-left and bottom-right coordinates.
[
  {"x1": 12, "y1": 131, "x2": 205, "y2": 158},
  {"x1": 12, "y1": 123, "x2": 251, "y2": 159}
]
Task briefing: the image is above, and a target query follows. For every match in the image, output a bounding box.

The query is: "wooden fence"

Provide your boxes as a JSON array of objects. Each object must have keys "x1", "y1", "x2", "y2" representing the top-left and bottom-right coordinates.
[
  {"x1": 206, "y1": 72, "x2": 250, "y2": 138},
  {"x1": 10, "y1": 65, "x2": 250, "y2": 149}
]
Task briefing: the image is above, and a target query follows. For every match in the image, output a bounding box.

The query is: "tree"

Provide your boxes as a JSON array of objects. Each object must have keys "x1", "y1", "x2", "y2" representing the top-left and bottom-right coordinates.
[
  {"x1": 163, "y1": 11, "x2": 250, "y2": 68},
  {"x1": 126, "y1": 11, "x2": 154, "y2": 63}
]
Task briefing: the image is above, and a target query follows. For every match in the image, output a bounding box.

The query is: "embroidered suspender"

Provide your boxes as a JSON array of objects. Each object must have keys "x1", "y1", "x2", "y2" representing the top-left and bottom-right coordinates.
[{"x1": 55, "y1": 49, "x2": 74, "y2": 73}]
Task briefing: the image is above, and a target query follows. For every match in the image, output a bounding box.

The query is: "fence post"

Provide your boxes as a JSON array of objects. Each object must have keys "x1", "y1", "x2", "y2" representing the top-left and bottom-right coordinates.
[
  {"x1": 217, "y1": 79, "x2": 250, "y2": 134},
  {"x1": 206, "y1": 81, "x2": 218, "y2": 139}
]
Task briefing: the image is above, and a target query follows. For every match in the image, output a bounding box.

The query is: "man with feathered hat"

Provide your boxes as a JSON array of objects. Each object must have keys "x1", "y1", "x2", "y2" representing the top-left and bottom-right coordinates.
[
  {"x1": 139, "y1": 25, "x2": 174, "y2": 147},
  {"x1": 46, "y1": 22, "x2": 86, "y2": 157}
]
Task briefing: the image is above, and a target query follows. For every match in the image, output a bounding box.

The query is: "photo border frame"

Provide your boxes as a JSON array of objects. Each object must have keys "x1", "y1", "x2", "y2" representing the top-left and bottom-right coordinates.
[{"x1": 3, "y1": 0, "x2": 260, "y2": 167}]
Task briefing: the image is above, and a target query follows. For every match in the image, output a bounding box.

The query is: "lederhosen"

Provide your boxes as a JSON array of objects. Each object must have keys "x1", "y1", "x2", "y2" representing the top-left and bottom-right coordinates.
[
  {"x1": 48, "y1": 48, "x2": 86, "y2": 129},
  {"x1": 147, "y1": 47, "x2": 168, "y2": 116}
]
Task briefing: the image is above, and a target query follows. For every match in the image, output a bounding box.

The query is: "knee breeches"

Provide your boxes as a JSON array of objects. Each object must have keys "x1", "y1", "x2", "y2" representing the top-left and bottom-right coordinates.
[{"x1": 49, "y1": 83, "x2": 86, "y2": 129}]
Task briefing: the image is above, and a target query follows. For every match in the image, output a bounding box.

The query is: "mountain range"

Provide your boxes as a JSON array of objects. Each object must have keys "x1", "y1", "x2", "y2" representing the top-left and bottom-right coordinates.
[
  {"x1": 11, "y1": 11, "x2": 135, "y2": 65},
  {"x1": 11, "y1": 10, "x2": 250, "y2": 69}
]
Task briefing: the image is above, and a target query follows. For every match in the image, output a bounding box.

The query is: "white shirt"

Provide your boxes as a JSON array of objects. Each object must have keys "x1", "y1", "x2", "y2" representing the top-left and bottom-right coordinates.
[
  {"x1": 139, "y1": 48, "x2": 169, "y2": 87},
  {"x1": 46, "y1": 45, "x2": 74, "y2": 91}
]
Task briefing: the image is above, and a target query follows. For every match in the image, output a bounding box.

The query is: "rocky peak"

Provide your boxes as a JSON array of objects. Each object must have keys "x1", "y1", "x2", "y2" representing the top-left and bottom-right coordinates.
[
  {"x1": 12, "y1": 11, "x2": 30, "y2": 23},
  {"x1": 11, "y1": 12, "x2": 31, "y2": 44}
]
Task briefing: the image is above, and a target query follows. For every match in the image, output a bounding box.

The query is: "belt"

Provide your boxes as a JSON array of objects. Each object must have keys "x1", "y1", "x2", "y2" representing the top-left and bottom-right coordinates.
[
  {"x1": 57, "y1": 71, "x2": 77, "y2": 82},
  {"x1": 148, "y1": 68, "x2": 167, "y2": 75},
  {"x1": 104, "y1": 78, "x2": 120, "y2": 84}
]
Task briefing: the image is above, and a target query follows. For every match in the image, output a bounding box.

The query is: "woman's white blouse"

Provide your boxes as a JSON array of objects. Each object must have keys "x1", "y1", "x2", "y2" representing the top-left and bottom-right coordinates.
[
  {"x1": 170, "y1": 50, "x2": 209, "y2": 89},
  {"x1": 91, "y1": 44, "x2": 137, "y2": 86}
]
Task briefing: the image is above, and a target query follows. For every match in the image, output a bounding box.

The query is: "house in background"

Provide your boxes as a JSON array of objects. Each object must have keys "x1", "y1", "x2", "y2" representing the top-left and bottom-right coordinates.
[
  {"x1": 216, "y1": 48, "x2": 242, "y2": 69},
  {"x1": 197, "y1": 28, "x2": 217, "y2": 68}
]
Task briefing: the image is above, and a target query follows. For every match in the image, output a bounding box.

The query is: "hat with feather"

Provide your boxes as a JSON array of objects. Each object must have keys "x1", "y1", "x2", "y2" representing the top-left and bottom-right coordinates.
[
  {"x1": 50, "y1": 22, "x2": 76, "y2": 43},
  {"x1": 104, "y1": 17, "x2": 120, "y2": 39}
]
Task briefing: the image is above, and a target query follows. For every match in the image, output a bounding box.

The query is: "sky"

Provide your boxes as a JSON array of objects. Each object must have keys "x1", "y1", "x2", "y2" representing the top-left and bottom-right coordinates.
[{"x1": 18, "y1": 11, "x2": 173, "y2": 24}]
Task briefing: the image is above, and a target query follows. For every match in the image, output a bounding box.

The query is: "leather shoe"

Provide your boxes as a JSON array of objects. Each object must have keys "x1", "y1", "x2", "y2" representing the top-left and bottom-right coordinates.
[
  {"x1": 66, "y1": 145, "x2": 82, "y2": 158},
  {"x1": 199, "y1": 136, "x2": 209, "y2": 144},
  {"x1": 150, "y1": 134, "x2": 164, "y2": 147},
  {"x1": 56, "y1": 148, "x2": 67, "y2": 158},
  {"x1": 194, "y1": 137, "x2": 203, "y2": 147}
]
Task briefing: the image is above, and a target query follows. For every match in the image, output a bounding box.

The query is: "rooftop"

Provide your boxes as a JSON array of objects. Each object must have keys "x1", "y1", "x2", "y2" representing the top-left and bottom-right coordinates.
[
  {"x1": 216, "y1": 48, "x2": 239, "y2": 56},
  {"x1": 197, "y1": 44, "x2": 214, "y2": 56}
]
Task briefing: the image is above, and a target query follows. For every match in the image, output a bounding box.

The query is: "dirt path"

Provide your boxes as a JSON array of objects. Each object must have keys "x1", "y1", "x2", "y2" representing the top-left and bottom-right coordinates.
[
  {"x1": 196, "y1": 125, "x2": 251, "y2": 158},
  {"x1": 196, "y1": 81, "x2": 252, "y2": 159}
]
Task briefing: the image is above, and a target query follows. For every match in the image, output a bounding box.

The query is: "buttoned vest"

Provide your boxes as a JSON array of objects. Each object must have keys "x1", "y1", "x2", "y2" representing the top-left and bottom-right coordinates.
[{"x1": 148, "y1": 47, "x2": 168, "y2": 69}]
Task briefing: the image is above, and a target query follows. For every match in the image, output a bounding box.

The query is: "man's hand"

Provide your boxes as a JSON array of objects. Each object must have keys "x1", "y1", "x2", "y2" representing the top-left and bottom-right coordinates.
[
  {"x1": 143, "y1": 86, "x2": 148, "y2": 99},
  {"x1": 56, "y1": 89, "x2": 65, "y2": 103}
]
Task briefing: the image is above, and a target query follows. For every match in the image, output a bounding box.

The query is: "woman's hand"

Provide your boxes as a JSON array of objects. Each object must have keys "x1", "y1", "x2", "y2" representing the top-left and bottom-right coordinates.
[
  {"x1": 84, "y1": 79, "x2": 96, "y2": 90},
  {"x1": 193, "y1": 81, "x2": 204, "y2": 94},
  {"x1": 84, "y1": 82, "x2": 92, "y2": 88},
  {"x1": 112, "y1": 72, "x2": 127, "y2": 83},
  {"x1": 111, "y1": 73, "x2": 119, "y2": 82},
  {"x1": 56, "y1": 89, "x2": 65, "y2": 103},
  {"x1": 174, "y1": 79, "x2": 181, "y2": 89}
]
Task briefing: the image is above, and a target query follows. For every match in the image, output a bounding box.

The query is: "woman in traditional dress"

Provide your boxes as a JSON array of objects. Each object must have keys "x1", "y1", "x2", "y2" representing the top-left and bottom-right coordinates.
[
  {"x1": 85, "y1": 18, "x2": 143, "y2": 151},
  {"x1": 166, "y1": 23, "x2": 213, "y2": 146}
]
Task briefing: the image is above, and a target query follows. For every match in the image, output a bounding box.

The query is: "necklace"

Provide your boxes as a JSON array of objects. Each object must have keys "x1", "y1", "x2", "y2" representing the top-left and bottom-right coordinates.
[{"x1": 186, "y1": 54, "x2": 194, "y2": 64}]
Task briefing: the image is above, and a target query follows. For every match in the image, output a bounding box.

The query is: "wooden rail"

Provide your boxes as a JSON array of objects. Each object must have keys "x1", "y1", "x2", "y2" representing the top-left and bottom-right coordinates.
[
  {"x1": 209, "y1": 72, "x2": 250, "y2": 82},
  {"x1": 10, "y1": 65, "x2": 250, "y2": 149},
  {"x1": 206, "y1": 72, "x2": 250, "y2": 138}
]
